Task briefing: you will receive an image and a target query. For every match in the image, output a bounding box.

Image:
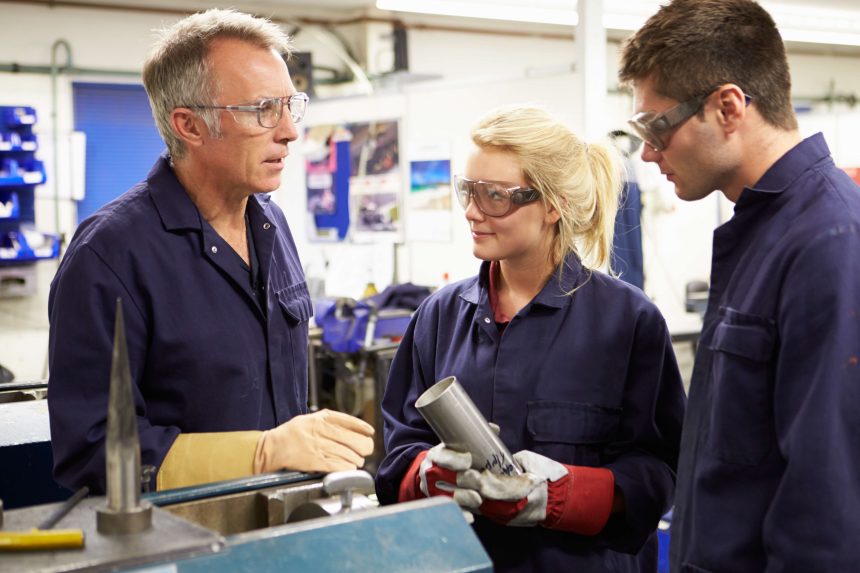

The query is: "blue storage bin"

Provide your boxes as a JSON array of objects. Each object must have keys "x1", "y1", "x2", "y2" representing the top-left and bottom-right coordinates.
[
  {"x1": 0, "y1": 192, "x2": 20, "y2": 220},
  {"x1": 0, "y1": 105, "x2": 56, "y2": 268},
  {"x1": 0, "y1": 106, "x2": 37, "y2": 127}
]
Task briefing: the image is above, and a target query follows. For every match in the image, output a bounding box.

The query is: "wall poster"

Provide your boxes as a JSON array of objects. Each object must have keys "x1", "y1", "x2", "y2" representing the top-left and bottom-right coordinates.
[
  {"x1": 406, "y1": 142, "x2": 453, "y2": 242},
  {"x1": 303, "y1": 119, "x2": 402, "y2": 243}
]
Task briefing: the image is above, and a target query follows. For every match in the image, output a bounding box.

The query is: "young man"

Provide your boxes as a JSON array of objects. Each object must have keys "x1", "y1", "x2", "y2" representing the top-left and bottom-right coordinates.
[
  {"x1": 619, "y1": 0, "x2": 860, "y2": 570},
  {"x1": 48, "y1": 9, "x2": 373, "y2": 493}
]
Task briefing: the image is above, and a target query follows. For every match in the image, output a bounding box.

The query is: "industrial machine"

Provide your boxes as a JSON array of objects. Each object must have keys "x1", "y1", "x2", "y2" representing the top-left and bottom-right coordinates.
[
  {"x1": 0, "y1": 473, "x2": 491, "y2": 573},
  {"x1": 0, "y1": 301, "x2": 491, "y2": 572}
]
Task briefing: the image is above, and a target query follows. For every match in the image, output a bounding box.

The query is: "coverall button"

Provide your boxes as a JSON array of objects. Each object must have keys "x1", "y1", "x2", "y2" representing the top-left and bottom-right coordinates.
[
  {"x1": 263, "y1": 222, "x2": 271, "y2": 230},
  {"x1": 211, "y1": 246, "x2": 218, "y2": 254}
]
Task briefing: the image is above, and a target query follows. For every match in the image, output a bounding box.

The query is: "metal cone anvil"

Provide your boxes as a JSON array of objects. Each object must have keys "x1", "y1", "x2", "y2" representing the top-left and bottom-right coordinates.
[{"x1": 96, "y1": 299, "x2": 153, "y2": 534}]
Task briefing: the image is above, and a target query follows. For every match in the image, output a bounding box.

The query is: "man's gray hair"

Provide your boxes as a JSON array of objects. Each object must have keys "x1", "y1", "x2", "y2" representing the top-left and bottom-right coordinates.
[{"x1": 142, "y1": 8, "x2": 292, "y2": 159}]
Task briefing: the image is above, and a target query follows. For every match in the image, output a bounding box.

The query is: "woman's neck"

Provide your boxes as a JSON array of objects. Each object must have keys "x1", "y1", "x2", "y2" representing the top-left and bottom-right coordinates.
[{"x1": 493, "y1": 255, "x2": 557, "y2": 318}]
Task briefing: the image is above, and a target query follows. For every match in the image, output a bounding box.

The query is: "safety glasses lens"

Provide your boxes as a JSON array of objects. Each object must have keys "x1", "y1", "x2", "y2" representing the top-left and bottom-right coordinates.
[
  {"x1": 453, "y1": 178, "x2": 514, "y2": 217},
  {"x1": 628, "y1": 115, "x2": 662, "y2": 150},
  {"x1": 258, "y1": 99, "x2": 283, "y2": 128},
  {"x1": 288, "y1": 94, "x2": 308, "y2": 123},
  {"x1": 475, "y1": 182, "x2": 512, "y2": 216}
]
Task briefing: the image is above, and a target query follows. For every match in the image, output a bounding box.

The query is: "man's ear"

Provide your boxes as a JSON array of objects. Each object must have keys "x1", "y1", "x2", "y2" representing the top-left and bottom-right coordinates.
[
  {"x1": 170, "y1": 108, "x2": 206, "y2": 150},
  {"x1": 715, "y1": 84, "x2": 747, "y2": 135}
]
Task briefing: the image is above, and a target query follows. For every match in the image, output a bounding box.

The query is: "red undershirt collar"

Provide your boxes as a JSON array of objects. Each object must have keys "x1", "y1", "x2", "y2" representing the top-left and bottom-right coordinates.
[{"x1": 488, "y1": 260, "x2": 512, "y2": 324}]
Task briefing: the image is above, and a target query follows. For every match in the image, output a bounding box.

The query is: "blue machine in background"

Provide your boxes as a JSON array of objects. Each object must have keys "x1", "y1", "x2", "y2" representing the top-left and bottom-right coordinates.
[
  {"x1": 316, "y1": 298, "x2": 411, "y2": 354},
  {"x1": 311, "y1": 284, "x2": 429, "y2": 473},
  {"x1": 315, "y1": 282, "x2": 430, "y2": 353}
]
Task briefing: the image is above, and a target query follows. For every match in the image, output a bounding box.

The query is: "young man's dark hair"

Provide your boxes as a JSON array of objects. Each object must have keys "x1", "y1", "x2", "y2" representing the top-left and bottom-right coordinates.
[{"x1": 619, "y1": 0, "x2": 796, "y2": 130}]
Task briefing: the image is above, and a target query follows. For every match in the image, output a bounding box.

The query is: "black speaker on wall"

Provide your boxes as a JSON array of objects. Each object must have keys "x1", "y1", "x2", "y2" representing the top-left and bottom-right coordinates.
[{"x1": 286, "y1": 51, "x2": 314, "y2": 97}]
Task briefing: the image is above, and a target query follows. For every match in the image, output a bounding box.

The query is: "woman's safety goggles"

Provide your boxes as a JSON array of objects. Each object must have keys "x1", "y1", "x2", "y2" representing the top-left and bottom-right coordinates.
[{"x1": 452, "y1": 175, "x2": 540, "y2": 217}]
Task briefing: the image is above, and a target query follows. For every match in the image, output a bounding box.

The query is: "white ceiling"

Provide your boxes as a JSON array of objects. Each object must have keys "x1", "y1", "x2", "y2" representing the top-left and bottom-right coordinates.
[
  {"x1": 45, "y1": 0, "x2": 860, "y2": 14},
  {"x1": 33, "y1": 0, "x2": 860, "y2": 53},
  {"x1": 241, "y1": 0, "x2": 860, "y2": 12},
  {"x1": 267, "y1": 0, "x2": 860, "y2": 8}
]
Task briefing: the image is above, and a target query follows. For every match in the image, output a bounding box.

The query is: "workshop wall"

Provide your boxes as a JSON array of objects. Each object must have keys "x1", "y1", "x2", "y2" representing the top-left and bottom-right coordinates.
[{"x1": 1, "y1": 1, "x2": 860, "y2": 380}]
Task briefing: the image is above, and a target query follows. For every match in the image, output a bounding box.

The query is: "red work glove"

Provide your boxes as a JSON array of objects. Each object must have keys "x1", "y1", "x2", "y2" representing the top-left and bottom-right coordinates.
[
  {"x1": 458, "y1": 450, "x2": 615, "y2": 535},
  {"x1": 398, "y1": 443, "x2": 481, "y2": 510}
]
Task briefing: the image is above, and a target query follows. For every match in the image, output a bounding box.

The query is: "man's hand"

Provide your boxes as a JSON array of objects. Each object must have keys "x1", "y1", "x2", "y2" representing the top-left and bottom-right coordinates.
[
  {"x1": 418, "y1": 443, "x2": 482, "y2": 509},
  {"x1": 254, "y1": 409, "x2": 375, "y2": 474},
  {"x1": 458, "y1": 450, "x2": 569, "y2": 526}
]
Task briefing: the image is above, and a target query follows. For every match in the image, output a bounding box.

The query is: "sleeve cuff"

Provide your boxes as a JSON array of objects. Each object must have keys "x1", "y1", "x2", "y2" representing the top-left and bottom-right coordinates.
[
  {"x1": 397, "y1": 450, "x2": 428, "y2": 502},
  {"x1": 543, "y1": 465, "x2": 615, "y2": 535}
]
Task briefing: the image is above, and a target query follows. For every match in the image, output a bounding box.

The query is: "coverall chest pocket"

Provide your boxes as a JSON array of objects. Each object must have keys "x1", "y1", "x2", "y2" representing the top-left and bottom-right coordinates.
[
  {"x1": 706, "y1": 309, "x2": 776, "y2": 465},
  {"x1": 526, "y1": 401, "x2": 621, "y2": 467},
  {"x1": 275, "y1": 282, "x2": 312, "y2": 370},
  {"x1": 276, "y1": 282, "x2": 312, "y2": 325}
]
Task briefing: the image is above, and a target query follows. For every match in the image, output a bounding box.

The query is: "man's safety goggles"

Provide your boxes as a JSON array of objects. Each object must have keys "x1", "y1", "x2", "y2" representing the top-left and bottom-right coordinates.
[
  {"x1": 628, "y1": 86, "x2": 720, "y2": 151},
  {"x1": 452, "y1": 175, "x2": 541, "y2": 217}
]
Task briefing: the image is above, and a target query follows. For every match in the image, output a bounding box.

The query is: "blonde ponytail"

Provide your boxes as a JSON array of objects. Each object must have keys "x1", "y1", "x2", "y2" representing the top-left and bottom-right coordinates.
[{"x1": 577, "y1": 142, "x2": 623, "y2": 270}]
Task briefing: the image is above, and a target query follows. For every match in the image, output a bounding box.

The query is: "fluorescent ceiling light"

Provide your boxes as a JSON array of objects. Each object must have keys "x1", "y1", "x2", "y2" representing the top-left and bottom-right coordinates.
[
  {"x1": 374, "y1": 1, "x2": 669, "y2": 30},
  {"x1": 376, "y1": 0, "x2": 579, "y2": 26},
  {"x1": 376, "y1": 0, "x2": 860, "y2": 47}
]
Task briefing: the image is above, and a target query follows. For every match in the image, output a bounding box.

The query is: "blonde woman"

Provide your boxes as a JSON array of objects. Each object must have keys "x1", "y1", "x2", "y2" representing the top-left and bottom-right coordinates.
[{"x1": 375, "y1": 106, "x2": 685, "y2": 572}]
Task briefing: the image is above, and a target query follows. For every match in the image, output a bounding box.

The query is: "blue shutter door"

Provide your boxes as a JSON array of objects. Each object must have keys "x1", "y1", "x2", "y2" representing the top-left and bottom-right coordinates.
[{"x1": 72, "y1": 82, "x2": 165, "y2": 223}]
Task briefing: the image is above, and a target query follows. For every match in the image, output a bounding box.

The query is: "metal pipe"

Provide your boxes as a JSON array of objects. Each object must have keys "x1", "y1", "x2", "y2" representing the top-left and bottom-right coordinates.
[
  {"x1": 50, "y1": 39, "x2": 72, "y2": 247},
  {"x1": 36, "y1": 486, "x2": 88, "y2": 530},
  {"x1": 0, "y1": 63, "x2": 139, "y2": 76},
  {"x1": 415, "y1": 376, "x2": 521, "y2": 476}
]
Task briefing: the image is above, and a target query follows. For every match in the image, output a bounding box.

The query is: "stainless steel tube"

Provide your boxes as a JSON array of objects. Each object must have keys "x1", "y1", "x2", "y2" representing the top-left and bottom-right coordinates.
[{"x1": 416, "y1": 376, "x2": 521, "y2": 476}]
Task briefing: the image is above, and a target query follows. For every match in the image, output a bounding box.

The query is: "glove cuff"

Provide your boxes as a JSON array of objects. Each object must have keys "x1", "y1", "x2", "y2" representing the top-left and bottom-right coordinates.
[
  {"x1": 398, "y1": 450, "x2": 429, "y2": 502},
  {"x1": 158, "y1": 431, "x2": 262, "y2": 491},
  {"x1": 543, "y1": 465, "x2": 614, "y2": 535},
  {"x1": 253, "y1": 429, "x2": 276, "y2": 474}
]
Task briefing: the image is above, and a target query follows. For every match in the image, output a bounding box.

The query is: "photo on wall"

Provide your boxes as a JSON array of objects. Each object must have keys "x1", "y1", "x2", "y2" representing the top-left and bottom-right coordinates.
[
  {"x1": 303, "y1": 120, "x2": 402, "y2": 242},
  {"x1": 406, "y1": 143, "x2": 453, "y2": 242}
]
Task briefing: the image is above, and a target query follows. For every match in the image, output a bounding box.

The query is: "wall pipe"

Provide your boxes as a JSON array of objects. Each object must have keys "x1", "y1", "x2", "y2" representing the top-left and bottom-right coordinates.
[{"x1": 50, "y1": 39, "x2": 72, "y2": 248}]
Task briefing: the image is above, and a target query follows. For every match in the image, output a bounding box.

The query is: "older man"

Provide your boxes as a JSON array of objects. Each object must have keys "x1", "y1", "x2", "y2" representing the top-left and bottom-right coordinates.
[{"x1": 49, "y1": 9, "x2": 373, "y2": 493}]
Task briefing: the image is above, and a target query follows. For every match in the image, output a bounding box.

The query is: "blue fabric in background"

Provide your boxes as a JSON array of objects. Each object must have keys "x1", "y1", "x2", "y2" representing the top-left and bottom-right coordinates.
[
  {"x1": 313, "y1": 138, "x2": 352, "y2": 240},
  {"x1": 72, "y1": 82, "x2": 165, "y2": 224},
  {"x1": 611, "y1": 179, "x2": 644, "y2": 290}
]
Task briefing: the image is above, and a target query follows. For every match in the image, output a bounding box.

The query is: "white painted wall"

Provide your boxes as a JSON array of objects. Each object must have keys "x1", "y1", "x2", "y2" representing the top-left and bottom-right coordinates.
[{"x1": 2, "y1": 2, "x2": 860, "y2": 379}]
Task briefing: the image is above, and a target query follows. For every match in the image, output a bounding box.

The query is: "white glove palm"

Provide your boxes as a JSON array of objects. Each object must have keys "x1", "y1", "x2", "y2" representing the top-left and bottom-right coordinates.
[
  {"x1": 458, "y1": 450, "x2": 568, "y2": 526},
  {"x1": 418, "y1": 443, "x2": 482, "y2": 509}
]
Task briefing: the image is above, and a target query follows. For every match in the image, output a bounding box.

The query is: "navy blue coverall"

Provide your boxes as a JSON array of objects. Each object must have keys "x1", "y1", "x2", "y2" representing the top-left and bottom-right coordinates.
[
  {"x1": 670, "y1": 134, "x2": 860, "y2": 572},
  {"x1": 48, "y1": 153, "x2": 311, "y2": 493},
  {"x1": 376, "y1": 255, "x2": 686, "y2": 572}
]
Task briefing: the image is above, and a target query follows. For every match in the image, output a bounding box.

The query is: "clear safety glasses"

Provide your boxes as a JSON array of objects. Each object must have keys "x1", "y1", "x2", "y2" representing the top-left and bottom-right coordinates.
[
  {"x1": 452, "y1": 175, "x2": 541, "y2": 218},
  {"x1": 186, "y1": 92, "x2": 309, "y2": 128}
]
